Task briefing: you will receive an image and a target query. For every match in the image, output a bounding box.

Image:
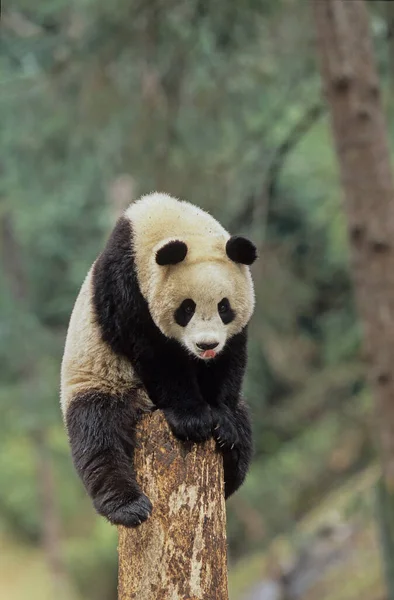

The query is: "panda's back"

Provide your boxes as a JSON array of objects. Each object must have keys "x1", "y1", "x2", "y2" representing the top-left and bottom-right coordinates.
[
  {"x1": 126, "y1": 193, "x2": 228, "y2": 246},
  {"x1": 60, "y1": 269, "x2": 140, "y2": 417}
]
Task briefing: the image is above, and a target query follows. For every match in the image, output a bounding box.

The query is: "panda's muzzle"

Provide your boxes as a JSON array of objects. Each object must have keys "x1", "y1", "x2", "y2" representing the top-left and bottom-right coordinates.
[{"x1": 196, "y1": 341, "x2": 219, "y2": 360}]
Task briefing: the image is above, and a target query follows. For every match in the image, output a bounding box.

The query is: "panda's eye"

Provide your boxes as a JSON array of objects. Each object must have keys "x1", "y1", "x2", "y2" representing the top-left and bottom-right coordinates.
[
  {"x1": 218, "y1": 298, "x2": 230, "y2": 314},
  {"x1": 218, "y1": 298, "x2": 235, "y2": 324},
  {"x1": 175, "y1": 299, "x2": 196, "y2": 327}
]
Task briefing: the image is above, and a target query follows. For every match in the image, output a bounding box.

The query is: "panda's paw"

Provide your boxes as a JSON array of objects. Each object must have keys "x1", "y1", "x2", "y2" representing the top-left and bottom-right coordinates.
[
  {"x1": 164, "y1": 405, "x2": 213, "y2": 443},
  {"x1": 95, "y1": 493, "x2": 153, "y2": 528},
  {"x1": 211, "y1": 410, "x2": 239, "y2": 451}
]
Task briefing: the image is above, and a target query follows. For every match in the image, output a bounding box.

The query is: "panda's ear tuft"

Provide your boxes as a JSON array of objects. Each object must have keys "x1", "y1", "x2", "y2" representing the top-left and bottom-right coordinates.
[
  {"x1": 226, "y1": 236, "x2": 257, "y2": 265},
  {"x1": 156, "y1": 240, "x2": 188, "y2": 266}
]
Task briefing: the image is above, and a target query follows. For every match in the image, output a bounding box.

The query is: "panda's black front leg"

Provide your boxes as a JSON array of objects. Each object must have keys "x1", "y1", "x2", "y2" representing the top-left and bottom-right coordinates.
[
  {"x1": 201, "y1": 329, "x2": 253, "y2": 497},
  {"x1": 163, "y1": 403, "x2": 213, "y2": 443},
  {"x1": 134, "y1": 355, "x2": 213, "y2": 443},
  {"x1": 65, "y1": 390, "x2": 152, "y2": 527},
  {"x1": 211, "y1": 400, "x2": 253, "y2": 498}
]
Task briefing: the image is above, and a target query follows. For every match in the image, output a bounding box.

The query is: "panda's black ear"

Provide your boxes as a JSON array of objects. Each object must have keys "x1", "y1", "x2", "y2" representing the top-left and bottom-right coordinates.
[
  {"x1": 156, "y1": 240, "x2": 188, "y2": 265},
  {"x1": 226, "y1": 236, "x2": 257, "y2": 265}
]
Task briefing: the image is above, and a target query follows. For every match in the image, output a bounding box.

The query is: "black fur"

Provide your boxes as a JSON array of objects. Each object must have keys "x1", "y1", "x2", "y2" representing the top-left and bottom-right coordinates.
[
  {"x1": 156, "y1": 240, "x2": 187, "y2": 265},
  {"x1": 66, "y1": 390, "x2": 152, "y2": 526},
  {"x1": 174, "y1": 299, "x2": 196, "y2": 327},
  {"x1": 67, "y1": 216, "x2": 253, "y2": 526},
  {"x1": 213, "y1": 400, "x2": 253, "y2": 498},
  {"x1": 218, "y1": 297, "x2": 235, "y2": 325},
  {"x1": 226, "y1": 235, "x2": 257, "y2": 265}
]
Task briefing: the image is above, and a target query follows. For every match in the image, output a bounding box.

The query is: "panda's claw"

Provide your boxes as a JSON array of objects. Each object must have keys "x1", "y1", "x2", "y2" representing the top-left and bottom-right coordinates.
[
  {"x1": 211, "y1": 409, "x2": 239, "y2": 450},
  {"x1": 95, "y1": 492, "x2": 153, "y2": 528}
]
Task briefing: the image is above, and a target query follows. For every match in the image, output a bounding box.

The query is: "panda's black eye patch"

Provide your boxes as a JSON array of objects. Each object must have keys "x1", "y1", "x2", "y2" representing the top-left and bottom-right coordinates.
[
  {"x1": 218, "y1": 298, "x2": 235, "y2": 324},
  {"x1": 174, "y1": 299, "x2": 196, "y2": 327}
]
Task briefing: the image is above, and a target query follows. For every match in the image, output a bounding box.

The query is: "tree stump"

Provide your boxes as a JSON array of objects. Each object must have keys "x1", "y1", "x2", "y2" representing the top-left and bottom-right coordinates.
[{"x1": 118, "y1": 410, "x2": 229, "y2": 600}]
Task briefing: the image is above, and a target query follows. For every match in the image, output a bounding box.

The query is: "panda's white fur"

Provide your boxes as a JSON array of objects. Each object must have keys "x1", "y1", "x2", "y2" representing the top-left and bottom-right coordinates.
[
  {"x1": 61, "y1": 193, "x2": 256, "y2": 528},
  {"x1": 127, "y1": 193, "x2": 255, "y2": 360},
  {"x1": 60, "y1": 269, "x2": 147, "y2": 416}
]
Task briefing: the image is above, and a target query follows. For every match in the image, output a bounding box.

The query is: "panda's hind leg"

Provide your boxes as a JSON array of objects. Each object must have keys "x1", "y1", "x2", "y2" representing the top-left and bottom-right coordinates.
[{"x1": 65, "y1": 390, "x2": 152, "y2": 527}]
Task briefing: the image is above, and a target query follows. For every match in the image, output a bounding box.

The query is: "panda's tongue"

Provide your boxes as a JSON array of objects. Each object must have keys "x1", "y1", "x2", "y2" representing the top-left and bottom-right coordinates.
[{"x1": 201, "y1": 349, "x2": 217, "y2": 359}]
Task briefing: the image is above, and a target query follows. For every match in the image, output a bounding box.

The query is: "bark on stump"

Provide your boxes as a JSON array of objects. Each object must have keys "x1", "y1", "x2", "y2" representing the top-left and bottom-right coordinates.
[{"x1": 118, "y1": 410, "x2": 229, "y2": 600}]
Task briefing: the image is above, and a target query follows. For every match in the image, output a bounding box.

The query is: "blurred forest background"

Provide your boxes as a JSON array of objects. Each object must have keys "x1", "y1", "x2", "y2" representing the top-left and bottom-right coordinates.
[{"x1": 1, "y1": 1, "x2": 394, "y2": 599}]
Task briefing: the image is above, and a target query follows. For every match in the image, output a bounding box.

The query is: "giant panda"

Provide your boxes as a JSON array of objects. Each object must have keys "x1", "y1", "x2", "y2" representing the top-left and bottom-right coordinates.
[{"x1": 61, "y1": 193, "x2": 257, "y2": 527}]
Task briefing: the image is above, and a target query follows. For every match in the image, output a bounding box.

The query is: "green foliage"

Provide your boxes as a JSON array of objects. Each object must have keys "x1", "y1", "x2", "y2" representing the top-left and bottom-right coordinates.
[{"x1": 0, "y1": 0, "x2": 388, "y2": 598}]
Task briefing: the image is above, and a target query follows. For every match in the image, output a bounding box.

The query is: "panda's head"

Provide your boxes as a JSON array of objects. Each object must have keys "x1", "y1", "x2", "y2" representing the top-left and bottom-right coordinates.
[{"x1": 148, "y1": 235, "x2": 257, "y2": 360}]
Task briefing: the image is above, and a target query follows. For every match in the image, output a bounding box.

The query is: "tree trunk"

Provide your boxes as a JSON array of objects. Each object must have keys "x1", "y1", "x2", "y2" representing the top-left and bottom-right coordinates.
[
  {"x1": 312, "y1": 0, "x2": 394, "y2": 596},
  {"x1": 118, "y1": 411, "x2": 229, "y2": 600}
]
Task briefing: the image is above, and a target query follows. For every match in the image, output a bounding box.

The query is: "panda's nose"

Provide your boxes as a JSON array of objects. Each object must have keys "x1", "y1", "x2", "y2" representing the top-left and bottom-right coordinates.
[{"x1": 196, "y1": 341, "x2": 219, "y2": 350}]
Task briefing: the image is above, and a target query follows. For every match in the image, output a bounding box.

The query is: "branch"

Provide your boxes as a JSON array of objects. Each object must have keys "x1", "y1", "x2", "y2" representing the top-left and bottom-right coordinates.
[
  {"x1": 266, "y1": 102, "x2": 325, "y2": 200},
  {"x1": 229, "y1": 102, "x2": 325, "y2": 232}
]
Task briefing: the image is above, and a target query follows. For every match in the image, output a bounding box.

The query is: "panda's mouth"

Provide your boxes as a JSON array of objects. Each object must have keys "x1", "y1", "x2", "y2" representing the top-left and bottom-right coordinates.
[{"x1": 199, "y1": 349, "x2": 217, "y2": 360}]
